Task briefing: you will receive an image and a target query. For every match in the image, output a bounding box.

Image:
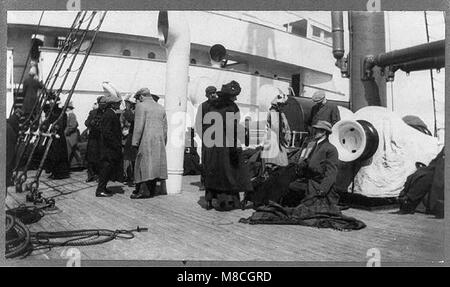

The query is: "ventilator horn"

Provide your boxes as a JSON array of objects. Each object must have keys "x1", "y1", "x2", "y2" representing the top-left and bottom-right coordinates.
[{"x1": 209, "y1": 44, "x2": 227, "y2": 68}]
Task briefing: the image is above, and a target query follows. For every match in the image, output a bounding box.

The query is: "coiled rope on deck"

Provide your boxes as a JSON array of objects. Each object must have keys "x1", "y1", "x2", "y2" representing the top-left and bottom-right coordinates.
[{"x1": 5, "y1": 214, "x2": 148, "y2": 259}]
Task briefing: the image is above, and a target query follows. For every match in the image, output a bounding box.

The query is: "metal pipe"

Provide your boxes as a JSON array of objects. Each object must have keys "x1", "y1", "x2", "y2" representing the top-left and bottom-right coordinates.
[
  {"x1": 331, "y1": 11, "x2": 345, "y2": 60},
  {"x1": 362, "y1": 40, "x2": 445, "y2": 80},
  {"x1": 331, "y1": 11, "x2": 349, "y2": 78},
  {"x1": 158, "y1": 11, "x2": 191, "y2": 194},
  {"x1": 395, "y1": 55, "x2": 445, "y2": 73},
  {"x1": 375, "y1": 40, "x2": 444, "y2": 67}
]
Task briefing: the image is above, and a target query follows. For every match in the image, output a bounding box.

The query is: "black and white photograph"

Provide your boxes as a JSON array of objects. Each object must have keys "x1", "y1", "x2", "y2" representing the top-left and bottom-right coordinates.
[{"x1": 2, "y1": 7, "x2": 447, "y2": 266}]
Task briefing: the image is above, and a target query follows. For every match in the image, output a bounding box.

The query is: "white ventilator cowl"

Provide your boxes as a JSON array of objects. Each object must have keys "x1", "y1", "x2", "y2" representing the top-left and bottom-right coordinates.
[{"x1": 330, "y1": 106, "x2": 439, "y2": 198}]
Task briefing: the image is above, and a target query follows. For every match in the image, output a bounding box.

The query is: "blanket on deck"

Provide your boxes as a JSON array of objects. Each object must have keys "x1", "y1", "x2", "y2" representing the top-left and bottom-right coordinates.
[{"x1": 240, "y1": 199, "x2": 366, "y2": 231}]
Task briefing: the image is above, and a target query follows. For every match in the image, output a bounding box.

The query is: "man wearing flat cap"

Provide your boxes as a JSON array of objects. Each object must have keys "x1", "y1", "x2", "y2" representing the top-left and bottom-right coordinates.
[
  {"x1": 194, "y1": 85, "x2": 218, "y2": 190},
  {"x1": 96, "y1": 94, "x2": 123, "y2": 197},
  {"x1": 285, "y1": 120, "x2": 339, "y2": 207},
  {"x1": 131, "y1": 87, "x2": 168, "y2": 199},
  {"x1": 306, "y1": 90, "x2": 340, "y2": 129}
]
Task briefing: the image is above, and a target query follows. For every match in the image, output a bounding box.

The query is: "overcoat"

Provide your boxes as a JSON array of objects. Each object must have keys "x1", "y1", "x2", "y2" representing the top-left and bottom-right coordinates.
[
  {"x1": 22, "y1": 75, "x2": 44, "y2": 115},
  {"x1": 84, "y1": 108, "x2": 102, "y2": 164},
  {"x1": 45, "y1": 107, "x2": 70, "y2": 177},
  {"x1": 307, "y1": 102, "x2": 340, "y2": 127},
  {"x1": 298, "y1": 139, "x2": 340, "y2": 204},
  {"x1": 132, "y1": 97, "x2": 168, "y2": 183},
  {"x1": 99, "y1": 107, "x2": 123, "y2": 182},
  {"x1": 203, "y1": 97, "x2": 253, "y2": 194},
  {"x1": 65, "y1": 112, "x2": 80, "y2": 150}
]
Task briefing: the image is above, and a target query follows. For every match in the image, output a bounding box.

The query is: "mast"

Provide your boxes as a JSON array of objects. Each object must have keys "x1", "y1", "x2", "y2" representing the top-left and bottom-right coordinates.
[{"x1": 424, "y1": 11, "x2": 438, "y2": 137}]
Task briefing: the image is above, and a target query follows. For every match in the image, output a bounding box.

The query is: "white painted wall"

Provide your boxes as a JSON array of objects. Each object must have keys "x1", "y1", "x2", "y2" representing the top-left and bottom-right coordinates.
[
  {"x1": 39, "y1": 49, "x2": 290, "y2": 133},
  {"x1": 384, "y1": 11, "x2": 445, "y2": 135},
  {"x1": 8, "y1": 11, "x2": 335, "y2": 75}
]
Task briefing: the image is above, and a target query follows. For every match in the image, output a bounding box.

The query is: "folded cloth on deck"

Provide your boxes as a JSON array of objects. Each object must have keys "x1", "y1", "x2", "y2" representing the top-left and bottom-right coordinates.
[{"x1": 239, "y1": 200, "x2": 366, "y2": 231}]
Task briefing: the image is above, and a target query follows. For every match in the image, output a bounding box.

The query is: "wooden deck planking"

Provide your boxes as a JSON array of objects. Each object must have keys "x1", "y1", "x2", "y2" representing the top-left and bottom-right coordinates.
[{"x1": 5, "y1": 171, "x2": 444, "y2": 262}]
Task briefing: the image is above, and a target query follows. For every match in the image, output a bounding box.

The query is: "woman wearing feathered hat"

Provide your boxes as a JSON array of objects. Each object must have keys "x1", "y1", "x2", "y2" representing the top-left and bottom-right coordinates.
[
  {"x1": 84, "y1": 96, "x2": 106, "y2": 182},
  {"x1": 42, "y1": 95, "x2": 70, "y2": 180},
  {"x1": 202, "y1": 80, "x2": 253, "y2": 210}
]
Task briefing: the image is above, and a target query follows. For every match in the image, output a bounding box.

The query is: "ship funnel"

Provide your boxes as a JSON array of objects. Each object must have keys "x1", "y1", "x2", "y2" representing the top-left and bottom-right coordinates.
[{"x1": 209, "y1": 44, "x2": 227, "y2": 67}]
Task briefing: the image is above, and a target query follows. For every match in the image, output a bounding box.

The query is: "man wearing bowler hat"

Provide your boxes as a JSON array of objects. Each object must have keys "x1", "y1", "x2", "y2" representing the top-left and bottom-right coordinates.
[
  {"x1": 307, "y1": 90, "x2": 340, "y2": 129},
  {"x1": 285, "y1": 120, "x2": 339, "y2": 206}
]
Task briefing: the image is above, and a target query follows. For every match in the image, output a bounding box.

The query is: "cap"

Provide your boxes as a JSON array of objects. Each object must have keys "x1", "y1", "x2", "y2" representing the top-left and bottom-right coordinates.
[{"x1": 312, "y1": 90, "x2": 326, "y2": 103}]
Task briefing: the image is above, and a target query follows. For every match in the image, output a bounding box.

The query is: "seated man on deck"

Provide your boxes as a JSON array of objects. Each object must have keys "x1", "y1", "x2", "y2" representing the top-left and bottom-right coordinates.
[{"x1": 284, "y1": 120, "x2": 339, "y2": 207}]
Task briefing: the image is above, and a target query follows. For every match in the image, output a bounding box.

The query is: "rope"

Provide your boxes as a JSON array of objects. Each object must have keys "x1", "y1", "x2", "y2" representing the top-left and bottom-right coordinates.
[{"x1": 5, "y1": 214, "x2": 148, "y2": 258}]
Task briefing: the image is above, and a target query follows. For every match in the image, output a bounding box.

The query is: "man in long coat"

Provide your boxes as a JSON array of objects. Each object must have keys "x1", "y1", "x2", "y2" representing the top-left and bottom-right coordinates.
[
  {"x1": 194, "y1": 86, "x2": 218, "y2": 190},
  {"x1": 96, "y1": 95, "x2": 123, "y2": 197},
  {"x1": 306, "y1": 90, "x2": 340, "y2": 129},
  {"x1": 131, "y1": 88, "x2": 167, "y2": 199}
]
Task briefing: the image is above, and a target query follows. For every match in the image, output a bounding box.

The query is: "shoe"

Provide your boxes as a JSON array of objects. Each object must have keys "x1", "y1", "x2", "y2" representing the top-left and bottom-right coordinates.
[
  {"x1": 96, "y1": 191, "x2": 113, "y2": 197},
  {"x1": 130, "y1": 192, "x2": 151, "y2": 199},
  {"x1": 127, "y1": 181, "x2": 135, "y2": 187},
  {"x1": 399, "y1": 198, "x2": 416, "y2": 214},
  {"x1": 206, "y1": 200, "x2": 213, "y2": 210}
]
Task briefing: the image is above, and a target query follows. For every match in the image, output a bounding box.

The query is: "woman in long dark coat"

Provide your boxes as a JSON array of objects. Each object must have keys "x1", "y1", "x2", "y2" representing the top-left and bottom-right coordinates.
[
  {"x1": 85, "y1": 97, "x2": 104, "y2": 182},
  {"x1": 203, "y1": 81, "x2": 253, "y2": 210},
  {"x1": 43, "y1": 102, "x2": 70, "y2": 180},
  {"x1": 6, "y1": 109, "x2": 23, "y2": 186}
]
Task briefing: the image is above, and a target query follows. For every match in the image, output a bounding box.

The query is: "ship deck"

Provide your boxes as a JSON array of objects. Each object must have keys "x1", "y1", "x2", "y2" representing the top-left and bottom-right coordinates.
[{"x1": 5, "y1": 170, "x2": 444, "y2": 264}]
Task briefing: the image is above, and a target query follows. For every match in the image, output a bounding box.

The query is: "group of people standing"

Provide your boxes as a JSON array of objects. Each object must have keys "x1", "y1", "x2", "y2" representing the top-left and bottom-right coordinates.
[
  {"x1": 8, "y1": 67, "x2": 343, "y2": 215},
  {"x1": 195, "y1": 83, "x2": 341, "y2": 211},
  {"x1": 84, "y1": 87, "x2": 168, "y2": 199},
  {"x1": 6, "y1": 66, "x2": 84, "y2": 184}
]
